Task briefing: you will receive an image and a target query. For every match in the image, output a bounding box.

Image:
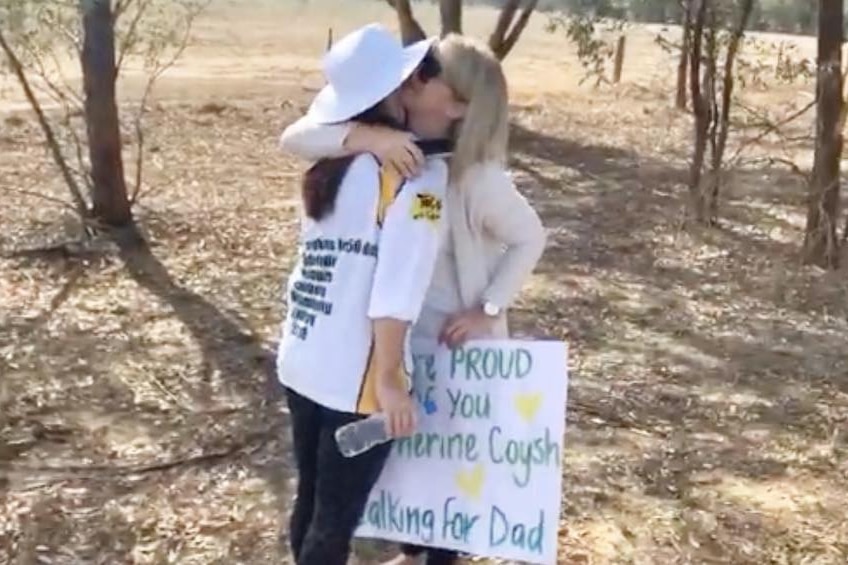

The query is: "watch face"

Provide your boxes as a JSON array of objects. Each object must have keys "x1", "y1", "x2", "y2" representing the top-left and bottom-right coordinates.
[{"x1": 484, "y1": 302, "x2": 500, "y2": 316}]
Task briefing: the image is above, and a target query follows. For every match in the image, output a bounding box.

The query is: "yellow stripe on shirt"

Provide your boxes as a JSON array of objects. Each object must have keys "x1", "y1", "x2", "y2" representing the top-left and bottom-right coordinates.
[
  {"x1": 376, "y1": 167, "x2": 403, "y2": 228},
  {"x1": 357, "y1": 167, "x2": 409, "y2": 413},
  {"x1": 355, "y1": 340, "x2": 410, "y2": 414}
]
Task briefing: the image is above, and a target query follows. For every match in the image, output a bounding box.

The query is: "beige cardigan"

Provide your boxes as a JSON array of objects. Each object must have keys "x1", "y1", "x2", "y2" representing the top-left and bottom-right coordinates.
[{"x1": 279, "y1": 117, "x2": 546, "y2": 338}]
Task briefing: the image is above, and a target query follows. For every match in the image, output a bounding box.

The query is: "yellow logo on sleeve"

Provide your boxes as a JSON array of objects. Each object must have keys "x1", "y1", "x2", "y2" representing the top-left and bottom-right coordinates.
[{"x1": 411, "y1": 192, "x2": 442, "y2": 224}]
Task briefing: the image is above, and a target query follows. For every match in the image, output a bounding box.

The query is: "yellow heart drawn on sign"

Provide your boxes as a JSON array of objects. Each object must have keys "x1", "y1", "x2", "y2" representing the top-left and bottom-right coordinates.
[
  {"x1": 454, "y1": 464, "x2": 485, "y2": 500},
  {"x1": 514, "y1": 392, "x2": 543, "y2": 423}
]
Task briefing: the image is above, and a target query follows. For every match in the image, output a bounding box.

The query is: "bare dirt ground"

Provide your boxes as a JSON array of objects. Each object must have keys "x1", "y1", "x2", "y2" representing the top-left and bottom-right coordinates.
[{"x1": 1, "y1": 1, "x2": 846, "y2": 563}]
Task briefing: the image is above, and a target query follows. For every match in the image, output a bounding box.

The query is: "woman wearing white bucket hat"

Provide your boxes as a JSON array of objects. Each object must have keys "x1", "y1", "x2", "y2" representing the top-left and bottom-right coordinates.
[
  {"x1": 305, "y1": 24, "x2": 436, "y2": 124},
  {"x1": 279, "y1": 33, "x2": 546, "y2": 565},
  {"x1": 275, "y1": 24, "x2": 468, "y2": 565}
]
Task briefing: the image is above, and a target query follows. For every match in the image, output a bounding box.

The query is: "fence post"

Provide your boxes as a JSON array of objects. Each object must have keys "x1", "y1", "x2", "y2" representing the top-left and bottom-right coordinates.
[{"x1": 613, "y1": 35, "x2": 626, "y2": 83}]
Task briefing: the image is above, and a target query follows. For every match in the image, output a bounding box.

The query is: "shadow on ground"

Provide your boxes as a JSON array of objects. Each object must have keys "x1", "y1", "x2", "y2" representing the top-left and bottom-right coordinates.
[
  {"x1": 1, "y1": 232, "x2": 296, "y2": 563},
  {"x1": 507, "y1": 119, "x2": 848, "y2": 563},
  {"x1": 116, "y1": 233, "x2": 279, "y2": 399}
]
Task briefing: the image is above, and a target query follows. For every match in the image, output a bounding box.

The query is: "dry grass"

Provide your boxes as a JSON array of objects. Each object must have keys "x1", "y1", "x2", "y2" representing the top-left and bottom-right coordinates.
[{"x1": 1, "y1": 1, "x2": 846, "y2": 563}]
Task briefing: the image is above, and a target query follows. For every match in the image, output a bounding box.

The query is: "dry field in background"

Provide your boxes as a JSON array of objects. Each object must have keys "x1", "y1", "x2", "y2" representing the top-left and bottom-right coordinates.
[{"x1": 1, "y1": 1, "x2": 846, "y2": 563}]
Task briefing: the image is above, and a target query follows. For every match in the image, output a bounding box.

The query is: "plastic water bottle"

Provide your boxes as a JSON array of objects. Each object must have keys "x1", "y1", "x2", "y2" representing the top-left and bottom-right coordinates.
[{"x1": 335, "y1": 414, "x2": 391, "y2": 458}]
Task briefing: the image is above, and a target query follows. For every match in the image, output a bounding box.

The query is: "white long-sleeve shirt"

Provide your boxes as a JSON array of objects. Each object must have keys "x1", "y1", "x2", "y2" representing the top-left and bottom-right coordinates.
[
  {"x1": 279, "y1": 116, "x2": 547, "y2": 341},
  {"x1": 277, "y1": 153, "x2": 448, "y2": 414}
]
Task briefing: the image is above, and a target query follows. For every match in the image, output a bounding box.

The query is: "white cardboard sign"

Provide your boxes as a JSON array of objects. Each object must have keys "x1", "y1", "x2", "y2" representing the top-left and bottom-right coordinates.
[{"x1": 356, "y1": 339, "x2": 569, "y2": 565}]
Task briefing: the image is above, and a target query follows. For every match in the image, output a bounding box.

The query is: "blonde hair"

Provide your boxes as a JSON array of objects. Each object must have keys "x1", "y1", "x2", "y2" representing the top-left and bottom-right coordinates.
[{"x1": 437, "y1": 34, "x2": 509, "y2": 183}]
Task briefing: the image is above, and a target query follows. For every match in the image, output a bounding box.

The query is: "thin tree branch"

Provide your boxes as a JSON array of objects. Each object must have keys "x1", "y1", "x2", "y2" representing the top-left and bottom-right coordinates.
[
  {"x1": 26, "y1": 2, "x2": 84, "y2": 58},
  {"x1": 131, "y1": 120, "x2": 146, "y2": 205},
  {"x1": 50, "y1": 19, "x2": 84, "y2": 59},
  {"x1": 44, "y1": 45, "x2": 85, "y2": 105},
  {"x1": 730, "y1": 99, "x2": 816, "y2": 163},
  {"x1": 741, "y1": 155, "x2": 810, "y2": 183},
  {"x1": 25, "y1": 79, "x2": 90, "y2": 190},
  {"x1": 0, "y1": 29, "x2": 89, "y2": 218},
  {"x1": 113, "y1": 0, "x2": 136, "y2": 21},
  {"x1": 10, "y1": 428, "x2": 273, "y2": 485},
  {"x1": 0, "y1": 187, "x2": 80, "y2": 214},
  {"x1": 64, "y1": 115, "x2": 94, "y2": 192},
  {"x1": 21, "y1": 42, "x2": 85, "y2": 110},
  {"x1": 115, "y1": 0, "x2": 153, "y2": 73},
  {"x1": 130, "y1": 4, "x2": 201, "y2": 205}
]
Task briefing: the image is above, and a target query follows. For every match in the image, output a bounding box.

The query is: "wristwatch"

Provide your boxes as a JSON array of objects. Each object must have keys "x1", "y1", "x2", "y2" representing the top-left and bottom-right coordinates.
[{"x1": 482, "y1": 301, "x2": 501, "y2": 317}]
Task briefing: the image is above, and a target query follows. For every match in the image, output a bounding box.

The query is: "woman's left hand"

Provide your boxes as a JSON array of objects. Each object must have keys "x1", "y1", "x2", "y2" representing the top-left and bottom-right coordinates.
[{"x1": 439, "y1": 307, "x2": 495, "y2": 348}]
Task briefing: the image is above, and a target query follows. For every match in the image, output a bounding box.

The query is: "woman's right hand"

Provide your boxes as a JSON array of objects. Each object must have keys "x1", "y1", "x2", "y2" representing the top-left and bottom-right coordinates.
[
  {"x1": 346, "y1": 124, "x2": 425, "y2": 179},
  {"x1": 375, "y1": 378, "x2": 417, "y2": 438}
]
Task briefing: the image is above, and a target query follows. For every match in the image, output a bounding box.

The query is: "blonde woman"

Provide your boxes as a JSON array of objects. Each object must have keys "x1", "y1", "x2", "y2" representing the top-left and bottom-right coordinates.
[{"x1": 279, "y1": 35, "x2": 546, "y2": 565}]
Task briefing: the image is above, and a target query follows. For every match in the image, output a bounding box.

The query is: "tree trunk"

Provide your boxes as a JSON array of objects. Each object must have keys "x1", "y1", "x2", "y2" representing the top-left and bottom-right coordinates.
[
  {"x1": 387, "y1": 0, "x2": 534, "y2": 59},
  {"x1": 440, "y1": 0, "x2": 462, "y2": 36},
  {"x1": 387, "y1": 0, "x2": 427, "y2": 46},
  {"x1": 490, "y1": 0, "x2": 539, "y2": 60},
  {"x1": 703, "y1": 8, "x2": 719, "y2": 223},
  {"x1": 81, "y1": 0, "x2": 132, "y2": 228},
  {"x1": 490, "y1": 0, "x2": 521, "y2": 54},
  {"x1": 842, "y1": 209, "x2": 848, "y2": 242},
  {"x1": 688, "y1": 0, "x2": 709, "y2": 222},
  {"x1": 676, "y1": 0, "x2": 692, "y2": 109},
  {"x1": 803, "y1": 0, "x2": 843, "y2": 268},
  {"x1": 706, "y1": 0, "x2": 754, "y2": 222}
]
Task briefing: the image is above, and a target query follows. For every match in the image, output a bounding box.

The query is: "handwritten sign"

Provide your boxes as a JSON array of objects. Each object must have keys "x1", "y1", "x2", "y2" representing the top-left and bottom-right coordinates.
[{"x1": 356, "y1": 339, "x2": 568, "y2": 565}]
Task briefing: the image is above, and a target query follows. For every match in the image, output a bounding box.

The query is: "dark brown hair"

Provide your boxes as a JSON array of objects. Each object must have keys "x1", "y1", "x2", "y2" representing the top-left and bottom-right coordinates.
[{"x1": 301, "y1": 50, "x2": 442, "y2": 221}]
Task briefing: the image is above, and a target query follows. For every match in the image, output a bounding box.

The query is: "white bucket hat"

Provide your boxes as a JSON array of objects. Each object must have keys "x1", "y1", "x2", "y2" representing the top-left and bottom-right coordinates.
[{"x1": 306, "y1": 23, "x2": 436, "y2": 124}]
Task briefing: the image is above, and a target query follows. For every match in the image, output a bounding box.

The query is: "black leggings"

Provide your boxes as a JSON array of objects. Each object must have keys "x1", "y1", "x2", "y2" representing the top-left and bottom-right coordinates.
[
  {"x1": 286, "y1": 388, "x2": 393, "y2": 565},
  {"x1": 401, "y1": 544, "x2": 459, "y2": 565}
]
